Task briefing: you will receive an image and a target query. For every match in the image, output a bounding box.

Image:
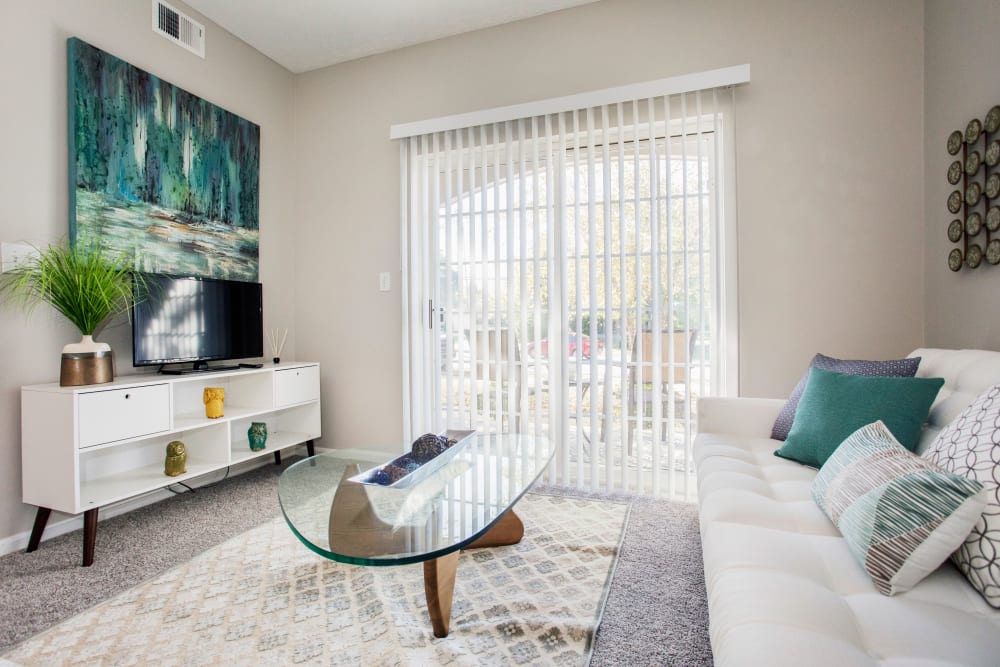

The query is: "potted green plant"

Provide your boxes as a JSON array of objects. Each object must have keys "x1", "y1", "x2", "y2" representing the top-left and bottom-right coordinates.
[{"x1": 0, "y1": 240, "x2": 142, "y2": 386}]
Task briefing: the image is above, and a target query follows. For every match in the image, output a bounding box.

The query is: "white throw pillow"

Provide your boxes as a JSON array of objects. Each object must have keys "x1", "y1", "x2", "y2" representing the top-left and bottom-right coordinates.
[
  {"x1": 813, "y1": 421, "x2": 986, "y2": 595},
  {"x1": 924, "y1": 384, "x2": 1000, "y2": 608}
]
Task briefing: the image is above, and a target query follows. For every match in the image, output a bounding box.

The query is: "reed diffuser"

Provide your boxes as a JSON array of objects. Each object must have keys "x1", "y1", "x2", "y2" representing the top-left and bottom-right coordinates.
[{"x1": 267, "y1": 327, "x2": 288, "y2": 364}]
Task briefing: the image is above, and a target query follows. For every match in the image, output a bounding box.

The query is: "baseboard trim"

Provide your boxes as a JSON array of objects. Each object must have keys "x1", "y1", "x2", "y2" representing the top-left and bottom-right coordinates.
[{"x1": 0, "y1": 442, "x2": 354, "y2": 558}]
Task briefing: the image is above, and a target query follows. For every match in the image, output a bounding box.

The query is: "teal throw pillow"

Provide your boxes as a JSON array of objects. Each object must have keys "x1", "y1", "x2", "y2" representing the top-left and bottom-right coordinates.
[
  {"x1": 812, "y1": 421, "x2": 985, "y2": 595},
  {"x1": 774, "y1": 367, "x2": 944, "y2": 468}
]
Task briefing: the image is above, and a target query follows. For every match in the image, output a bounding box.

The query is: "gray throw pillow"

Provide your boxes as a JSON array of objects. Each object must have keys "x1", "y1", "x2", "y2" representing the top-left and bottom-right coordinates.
[{"x1": 770, "y1": 353, "x2": 921, "y2": 441}]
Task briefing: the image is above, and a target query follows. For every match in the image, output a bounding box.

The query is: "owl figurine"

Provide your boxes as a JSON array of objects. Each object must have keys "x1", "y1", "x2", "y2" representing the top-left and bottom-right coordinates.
[
  {"x1": 203, "y1": 387, "x2": 225, "y2": 418},
  {"x1": 164, "y1": 440, "x2": 187, "y2": 477}
]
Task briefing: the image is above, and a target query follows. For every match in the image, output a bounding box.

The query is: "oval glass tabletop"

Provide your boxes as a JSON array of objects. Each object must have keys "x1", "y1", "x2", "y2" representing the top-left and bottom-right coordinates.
[{"x1": 277, "y1": 433, "x2": 553, "y2": 567}]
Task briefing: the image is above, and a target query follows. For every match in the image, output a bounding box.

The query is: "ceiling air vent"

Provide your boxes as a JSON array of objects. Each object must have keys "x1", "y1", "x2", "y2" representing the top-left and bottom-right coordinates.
[{"x1": 152, "y1": 0, "x2": 205, "y2": 59}]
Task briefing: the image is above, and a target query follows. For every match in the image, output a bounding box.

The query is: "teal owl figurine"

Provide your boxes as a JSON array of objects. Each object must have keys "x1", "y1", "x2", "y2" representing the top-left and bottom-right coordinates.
[{"x1": 248, "y1": 422, "x2": 268, "y2": 451}]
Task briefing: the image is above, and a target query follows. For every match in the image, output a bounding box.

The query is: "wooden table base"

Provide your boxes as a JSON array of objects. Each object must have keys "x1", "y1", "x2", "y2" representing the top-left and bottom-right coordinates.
[
  {"x1": 422, "y1": 509, "x2": 524, "y2": 637},
  {"x1": 466, "y1": 509, "x2": 524, "y2": 549},
  {"x1": 423, "y1": 551, "x2": 459, "y2": 638}
]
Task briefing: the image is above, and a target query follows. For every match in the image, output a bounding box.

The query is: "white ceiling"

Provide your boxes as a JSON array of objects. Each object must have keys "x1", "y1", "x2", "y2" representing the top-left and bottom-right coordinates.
[{"x1": 184, "y1": 0, "x2": 599, "y2": 73}]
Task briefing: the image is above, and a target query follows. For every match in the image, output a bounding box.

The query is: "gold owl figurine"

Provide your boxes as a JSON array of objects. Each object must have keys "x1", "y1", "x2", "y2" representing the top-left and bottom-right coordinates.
[
  {"x1": 203, "y1": 387, "x2": 225, "y2": 419},
  {"x1": 164, "y1": 440, "x2": 187, "y2": 477}
]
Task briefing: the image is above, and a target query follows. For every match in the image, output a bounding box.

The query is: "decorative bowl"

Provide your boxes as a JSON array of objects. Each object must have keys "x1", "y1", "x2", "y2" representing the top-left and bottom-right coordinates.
[{"x1": 349, "y1": 430, "x2": 476, "y2": 489}]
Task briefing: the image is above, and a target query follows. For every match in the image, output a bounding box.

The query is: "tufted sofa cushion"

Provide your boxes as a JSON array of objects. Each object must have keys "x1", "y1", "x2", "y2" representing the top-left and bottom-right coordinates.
[
  {"x1": 910, "y1": 348, "x2": 1000, "y2": 452},
  {"x1": 696, "y1": 349, "x2": 1000, "y2": 667}
]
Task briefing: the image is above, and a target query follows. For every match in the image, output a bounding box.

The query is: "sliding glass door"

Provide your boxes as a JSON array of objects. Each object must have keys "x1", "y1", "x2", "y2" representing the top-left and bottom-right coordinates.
[{"x1": 402, "y1": 92, "x2": 736, "y2": 498}]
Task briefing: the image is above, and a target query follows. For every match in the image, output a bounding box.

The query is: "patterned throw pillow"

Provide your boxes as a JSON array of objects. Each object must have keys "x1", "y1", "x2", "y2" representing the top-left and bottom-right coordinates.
[
  {"x1": 771, "y1": 353, "x2": 921, "y2": 441},
  {"x1": 812, "y1": 421, "x2": 986, "y2": 595},
  {"x1": 924, "y1": 385, "x2": 1000, "y2": 608}
]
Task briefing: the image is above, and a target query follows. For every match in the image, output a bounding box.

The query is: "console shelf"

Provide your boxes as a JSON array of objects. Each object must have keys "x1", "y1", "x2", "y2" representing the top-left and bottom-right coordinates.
[
  {"x1": 21, "y1": 362, "x2": 321, "y2": 565},
  {"x1": 230, "y1": 429, "x2": 315, "y2": 466},
  {"x1": 80, "y1": 459, "x2": 224, "y2": 507}
]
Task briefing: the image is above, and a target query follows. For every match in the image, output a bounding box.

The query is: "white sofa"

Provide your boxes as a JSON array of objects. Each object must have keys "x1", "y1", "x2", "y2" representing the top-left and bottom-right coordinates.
[{"x1": 695, "y1": 348, "x2": 1000, "y2": 667}]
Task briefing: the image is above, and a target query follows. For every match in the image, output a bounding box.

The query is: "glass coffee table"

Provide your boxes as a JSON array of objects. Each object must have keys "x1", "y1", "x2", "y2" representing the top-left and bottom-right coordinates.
[{"x1": 277, "y1": 433, "x2": 553, "y2": 637}]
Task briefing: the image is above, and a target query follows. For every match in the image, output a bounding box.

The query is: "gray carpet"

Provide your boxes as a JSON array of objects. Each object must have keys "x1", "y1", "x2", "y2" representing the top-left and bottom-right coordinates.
[
  {"x1": 0, "y1": 462, "x2": 287, "y2": 652},
  {"x1": 590, "y1": 496, "x2": 713, "y2": 666},
  {"x1": 0, "y1": 458, "x2": 712, "y2": 665}
]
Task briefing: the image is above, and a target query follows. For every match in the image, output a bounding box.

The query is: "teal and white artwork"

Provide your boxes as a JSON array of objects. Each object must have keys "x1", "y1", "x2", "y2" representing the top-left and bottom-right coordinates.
[{"x1": 68, "y1": 38, "x2": 259, "y2": 281}]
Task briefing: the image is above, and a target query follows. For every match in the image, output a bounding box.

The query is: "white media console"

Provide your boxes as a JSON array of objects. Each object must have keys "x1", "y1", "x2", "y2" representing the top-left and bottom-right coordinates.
[{"x1": 21, "y1": 362, "x2": 321, "y2": 565}]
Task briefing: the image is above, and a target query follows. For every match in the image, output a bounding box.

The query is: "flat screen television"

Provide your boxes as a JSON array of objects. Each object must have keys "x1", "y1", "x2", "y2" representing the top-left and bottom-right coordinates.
[{"x1": 132, "y1": 274, "x2": 263, "y2": 373}]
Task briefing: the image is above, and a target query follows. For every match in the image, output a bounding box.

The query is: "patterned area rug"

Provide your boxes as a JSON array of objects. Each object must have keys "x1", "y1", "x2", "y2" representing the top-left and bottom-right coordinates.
[{"x1": 3, "y1": 493, "x2": 627, "y2": 666}]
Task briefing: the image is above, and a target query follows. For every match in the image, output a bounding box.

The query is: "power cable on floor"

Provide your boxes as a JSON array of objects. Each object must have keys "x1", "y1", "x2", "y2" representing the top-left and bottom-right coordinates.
[{"x1": 166, "y1": 466, "x2": 232, "y2": 494}]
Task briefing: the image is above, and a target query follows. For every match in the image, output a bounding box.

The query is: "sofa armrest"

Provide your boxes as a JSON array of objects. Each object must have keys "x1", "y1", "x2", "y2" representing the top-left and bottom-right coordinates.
[{"x1": 697, "y1": 396, "x2": 786, "y2": 438}]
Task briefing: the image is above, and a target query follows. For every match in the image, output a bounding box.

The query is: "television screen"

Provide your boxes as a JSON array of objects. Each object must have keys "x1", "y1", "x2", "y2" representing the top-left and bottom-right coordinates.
[{"x1": 132, "y1": 274, "x2": 263, "y2": 370}]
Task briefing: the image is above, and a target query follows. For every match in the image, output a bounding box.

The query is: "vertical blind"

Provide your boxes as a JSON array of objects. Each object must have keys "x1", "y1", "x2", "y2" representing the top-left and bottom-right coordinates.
[{"x1": 399, "y1": 81, "x2": 739, "y2": 498}]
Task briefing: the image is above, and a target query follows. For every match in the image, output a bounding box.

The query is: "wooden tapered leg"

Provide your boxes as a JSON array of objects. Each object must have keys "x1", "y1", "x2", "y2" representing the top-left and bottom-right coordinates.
[
  {"x1": 82, "y1": 508, "x2": 98, "y2": 567},
  {"x1": 420, "y1": 509, "x2": 524, "y2": 637},
  {"x1": 423, "y1": 550, "x2": 460, "y2": 638},
  {"x1": 306, "y1": 440, "x2": 315, "y2": 457},
  {"x1": 273, "y1": 451, "x2": 282, "y2": 465},
  {"x1": 26, "y1": 507, "x2": 51, "y2": 553},
  {"x1": 465, "y1": 509, "x2": 524, "y2": 549}
]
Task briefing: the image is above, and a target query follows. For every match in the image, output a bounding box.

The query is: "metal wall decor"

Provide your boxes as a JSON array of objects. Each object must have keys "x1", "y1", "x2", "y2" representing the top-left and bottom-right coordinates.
[{"x1": 946, "y1": 105, "x2": 1000, "y2": 271}]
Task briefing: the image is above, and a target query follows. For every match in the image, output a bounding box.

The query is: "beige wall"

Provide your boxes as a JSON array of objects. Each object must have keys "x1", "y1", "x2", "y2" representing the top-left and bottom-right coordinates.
[
  {"x1": 924, "y1": 0, "x2": 1000, "y2": 348},
  {"x1": 0, "y1": 1, "x2": 296, "y2": 540},
  {"x1": 293, "y1": 0, "x2": 926, "y2": 451},
  {"x1": 0, "y1": 0, "x2": 934, "y2": 545}
]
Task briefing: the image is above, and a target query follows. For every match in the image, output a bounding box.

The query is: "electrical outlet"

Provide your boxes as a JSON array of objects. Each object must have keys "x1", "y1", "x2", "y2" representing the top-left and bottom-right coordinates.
[
  {"x1": 1, "y1": 242, "x2": 37, "y2": 273},
  {"x1": 379, "y1": 272, "x2": 391, "y2": 291}
]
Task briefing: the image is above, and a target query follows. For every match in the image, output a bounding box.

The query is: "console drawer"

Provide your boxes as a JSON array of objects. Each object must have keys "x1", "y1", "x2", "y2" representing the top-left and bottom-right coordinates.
[
  {"x1": 275, "y1": 366, "x2": 320, "y2": 407},
  {"x1": 78, "y1": 384, "x2": 171, "y2": 448}
]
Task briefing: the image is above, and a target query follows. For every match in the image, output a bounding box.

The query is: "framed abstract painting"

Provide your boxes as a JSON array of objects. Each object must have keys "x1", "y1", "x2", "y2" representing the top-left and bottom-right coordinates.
[{"x1": 67, "y1": 37, "x2": 259, "y2": 281}]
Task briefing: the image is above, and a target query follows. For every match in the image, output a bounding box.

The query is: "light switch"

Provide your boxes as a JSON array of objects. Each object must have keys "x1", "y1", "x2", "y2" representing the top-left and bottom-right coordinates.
[{"x1": 379, "y1": 272, "x2": 391, "y2": 291}]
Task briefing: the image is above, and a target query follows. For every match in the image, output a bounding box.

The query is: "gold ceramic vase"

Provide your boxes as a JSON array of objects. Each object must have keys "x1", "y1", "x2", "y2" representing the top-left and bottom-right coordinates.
[{"x1": 60, "y1": 335, "x2": 113, "y2": 387}]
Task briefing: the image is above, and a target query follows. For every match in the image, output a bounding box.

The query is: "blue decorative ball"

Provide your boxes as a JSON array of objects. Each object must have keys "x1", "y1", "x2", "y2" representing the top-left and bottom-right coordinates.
[
  {"x1": 397, "y1": 456, "x2": 420, "y2": 473},
  {"x1": 370, "y1": 469, "x2": 392, "y2": 485}
]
